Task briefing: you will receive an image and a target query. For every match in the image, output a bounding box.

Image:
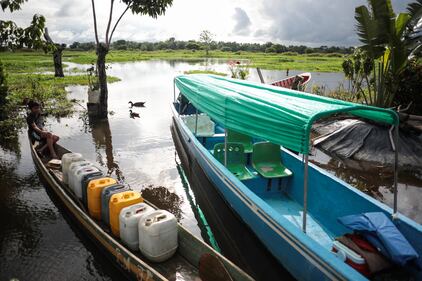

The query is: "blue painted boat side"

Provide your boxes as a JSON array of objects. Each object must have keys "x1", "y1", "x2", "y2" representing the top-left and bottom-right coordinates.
[
  {"x1": 171, "y1": 104, "x2": 422, "y2": 281},
  {"x1": 171, "y1": 105, "x2": 365, "y2": 280}
]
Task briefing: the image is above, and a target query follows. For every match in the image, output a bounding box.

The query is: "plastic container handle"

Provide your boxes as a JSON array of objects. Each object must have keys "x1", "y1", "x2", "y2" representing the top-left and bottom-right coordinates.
[
  {"x1": 155, "y1": 214, "x2": 166, "y2": 222},
  {"x1": 135, "y1": 207, "x2": 146, "y2": 214}
]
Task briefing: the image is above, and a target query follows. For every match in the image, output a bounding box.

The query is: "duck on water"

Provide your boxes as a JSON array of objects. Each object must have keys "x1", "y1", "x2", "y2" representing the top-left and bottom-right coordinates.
[
  {"x1": 129, "y1": 101, "x2": 146, "y2": 107},
  {"x1": 129, "y1": 109, "x2": 140, "y2": 119}
]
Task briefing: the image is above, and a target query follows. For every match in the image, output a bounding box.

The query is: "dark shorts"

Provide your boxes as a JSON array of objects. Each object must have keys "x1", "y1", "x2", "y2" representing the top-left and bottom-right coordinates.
[
  {"x1": 32, "y1": 131, "x2": 41, "y2": 141},
  {"x1": 30, "y1": 131, "x2": 46, "y2": 145}
]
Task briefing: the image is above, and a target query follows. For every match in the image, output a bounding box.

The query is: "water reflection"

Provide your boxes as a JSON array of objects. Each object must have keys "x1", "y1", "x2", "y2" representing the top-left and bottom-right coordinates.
[
  {"x1": 141, "y1": 185, "x2": 183, "y2": 221},
  {"x1": 88, "y1": 116, "x2": 124, "y2": 181},
  {"x1": 174, "y1": 152, "x2": 221, "y2": 251},
  {"x1": 0, "y1": 142, "x2": 121, "y2": 281}
]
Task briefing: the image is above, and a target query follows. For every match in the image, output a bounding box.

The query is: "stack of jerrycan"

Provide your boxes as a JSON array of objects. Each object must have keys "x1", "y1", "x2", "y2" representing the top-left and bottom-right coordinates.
[
  {"x1": 61, "y1": 153, "x2": 83, "y2": 184},
  {"x1": 81, "y1": 171, "x2": 104, "y2": 207},
  {"x1": 109, "y1": 191, "x2": 143, "y2": 237},
  {"x1": 87, "y1": 177, "x2": 117, "y2": 220},
  {"x1": 101, "y1": 185, "x2": 129, "y2": 226},
  {"x1": 138, "y1": 210, "x2": 178, "y2": 262},
  {"x1": 119, "y1": 203, "x2": 154, "y2": 250},
  {"x1": 70, "y1": 164, "x2": 102, "y2": 200},
  {"x1": 68, "y1": 160, "x2": 91, "y2": 189}
]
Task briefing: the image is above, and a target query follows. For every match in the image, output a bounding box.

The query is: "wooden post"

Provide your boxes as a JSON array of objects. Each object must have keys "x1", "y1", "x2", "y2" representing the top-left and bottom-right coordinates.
[{"x1": 257, "y1": 68, "x2": 265, "y2": 84}]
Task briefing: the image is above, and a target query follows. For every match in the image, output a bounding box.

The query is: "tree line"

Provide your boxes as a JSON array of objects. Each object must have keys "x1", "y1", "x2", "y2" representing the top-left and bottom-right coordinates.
[{"x1": 68, "y1": 39, "x2": 355, "y2": 54}]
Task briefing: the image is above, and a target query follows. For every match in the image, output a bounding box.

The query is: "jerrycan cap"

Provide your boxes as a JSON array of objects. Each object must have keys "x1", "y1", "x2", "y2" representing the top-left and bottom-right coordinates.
[{"x1": 145, "y1": 218, "x2": 153, "y2": 227}]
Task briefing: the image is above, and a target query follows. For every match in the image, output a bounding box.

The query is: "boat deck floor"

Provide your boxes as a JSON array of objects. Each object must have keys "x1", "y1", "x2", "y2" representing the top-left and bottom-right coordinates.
[{"x1": 260, "y1": 193, "x2": 334, "y2": 249}]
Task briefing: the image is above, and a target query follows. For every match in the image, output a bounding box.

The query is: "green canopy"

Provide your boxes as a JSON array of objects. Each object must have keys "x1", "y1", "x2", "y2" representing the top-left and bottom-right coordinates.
[{"x1": 175, "y1": 74, "x2": 399, "y2": 154}]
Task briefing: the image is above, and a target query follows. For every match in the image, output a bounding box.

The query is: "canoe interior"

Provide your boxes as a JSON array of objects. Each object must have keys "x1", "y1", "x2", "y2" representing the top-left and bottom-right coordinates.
[
  {"x1": 173, "y1": 101, "x2": 422, "y2": 279},
  {"x1": 31, "y1": 140, "x2": 252, "y2": 281}
]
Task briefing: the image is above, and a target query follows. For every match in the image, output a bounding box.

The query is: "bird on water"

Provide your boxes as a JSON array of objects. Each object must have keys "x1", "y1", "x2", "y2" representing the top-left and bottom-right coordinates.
[
  {"x1": 128, "y1": 101, "x2": 146, "y2": 107},
  {"x1": 129, "y1": 110, "x2": 140, "y2": 118}
]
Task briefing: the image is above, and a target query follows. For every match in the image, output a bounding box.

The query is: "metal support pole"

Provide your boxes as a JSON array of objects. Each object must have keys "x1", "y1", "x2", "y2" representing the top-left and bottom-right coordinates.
[
  {"x1": 302, "y1": 154, "x2": 309, "y2": 233},
  {"x1": 194, "y1": 108, "x2": 199, "y2": 135},
  {"x1": 224, "y1": 129, "x2": 228, "y2": 167},
  {"x1": 393, "y1": 125, "x2": 399, "y2": 216}
]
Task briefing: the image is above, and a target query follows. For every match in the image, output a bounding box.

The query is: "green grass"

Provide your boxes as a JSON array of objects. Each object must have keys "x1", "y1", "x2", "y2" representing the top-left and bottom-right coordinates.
[
  {"x1": 62, "y1": 50, "x2": 345, "y2": 72},
  {"x1": 7, "y1": 73, "x2": 120, "y2": 87},
  {"x1": 1, "y1": 50, "x2": 345, "y2": 72}
]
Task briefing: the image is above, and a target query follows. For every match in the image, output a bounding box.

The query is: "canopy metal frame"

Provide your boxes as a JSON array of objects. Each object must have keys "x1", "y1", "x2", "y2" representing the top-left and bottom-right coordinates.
[{"x1": 301, "y1": 120, "x2": 399, "y2": 233}]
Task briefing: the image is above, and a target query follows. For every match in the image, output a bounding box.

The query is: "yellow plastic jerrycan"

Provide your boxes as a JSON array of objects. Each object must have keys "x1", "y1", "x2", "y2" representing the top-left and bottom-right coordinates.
[
  {"x1": 109, "y1": 191, "x2": 143, "y2": 237},
  {"x1": 87, "y1": 177, "x2": 117, "y2": 220}
]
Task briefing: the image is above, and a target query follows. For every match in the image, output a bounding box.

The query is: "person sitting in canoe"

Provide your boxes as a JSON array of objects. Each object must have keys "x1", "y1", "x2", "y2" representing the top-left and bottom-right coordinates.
[{"x1": 27, "y1": 101, "x2": 60, "y2": 159}]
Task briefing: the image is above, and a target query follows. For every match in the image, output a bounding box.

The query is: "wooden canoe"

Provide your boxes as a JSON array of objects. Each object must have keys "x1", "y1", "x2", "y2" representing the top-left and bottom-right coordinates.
[
  {"x1": 270, "y1": 72, "x2": 311, "y2": 89},
  {"x1": 28, "y1": 138, "x2": 254, "y2": 281}
]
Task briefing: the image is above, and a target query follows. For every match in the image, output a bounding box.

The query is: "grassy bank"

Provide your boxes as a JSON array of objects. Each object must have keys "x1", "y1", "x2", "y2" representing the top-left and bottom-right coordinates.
[
  {"x1": 65, "y1": 50, "x2": 344, "y2": 72},
  {"x1": 1, "y1": 50, "x2": 345, "y2": 73}
]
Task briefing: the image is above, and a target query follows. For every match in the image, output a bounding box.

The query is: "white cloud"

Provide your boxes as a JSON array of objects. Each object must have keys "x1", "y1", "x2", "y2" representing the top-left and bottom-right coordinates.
[
  {"x1": 258, "y1": 0, "x2": 412, "y2": 46},
  {"x1": 232, "y1": 7, "x2": 251, "y2": 36},
  {"x1": 0, "y1": 0, "x2": 414, "y2": 46}
]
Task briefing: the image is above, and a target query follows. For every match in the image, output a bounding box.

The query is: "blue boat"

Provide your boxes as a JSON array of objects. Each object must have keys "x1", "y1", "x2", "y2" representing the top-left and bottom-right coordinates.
[{"x1": 170, "y1": 74, "x2": 422, "y2": 281}]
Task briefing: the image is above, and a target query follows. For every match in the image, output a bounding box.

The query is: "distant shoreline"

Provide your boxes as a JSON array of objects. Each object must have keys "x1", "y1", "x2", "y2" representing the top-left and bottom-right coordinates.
[{"x1": 0, "y1": 50, "x2": 345, "y2": 73}]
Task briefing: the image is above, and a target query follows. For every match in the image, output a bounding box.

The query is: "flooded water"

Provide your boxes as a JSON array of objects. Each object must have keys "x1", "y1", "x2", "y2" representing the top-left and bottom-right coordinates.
[{"x1": 0, "y1": 59, "x2": 420, "y2": 281}]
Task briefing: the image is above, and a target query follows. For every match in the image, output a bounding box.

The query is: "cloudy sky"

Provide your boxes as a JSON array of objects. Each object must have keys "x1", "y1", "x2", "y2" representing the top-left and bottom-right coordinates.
[{"x1": 2, "y1": 0, "x2": 412, "y2": 46}]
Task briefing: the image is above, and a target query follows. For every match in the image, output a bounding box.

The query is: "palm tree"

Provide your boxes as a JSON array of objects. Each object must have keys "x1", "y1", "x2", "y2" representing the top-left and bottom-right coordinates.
[
  {"x1": 354, "y1": 0, "x2": 421, "y2": 107},
  {"x1": 406, "y1": 0, "x2": 422, "y2": 58}
]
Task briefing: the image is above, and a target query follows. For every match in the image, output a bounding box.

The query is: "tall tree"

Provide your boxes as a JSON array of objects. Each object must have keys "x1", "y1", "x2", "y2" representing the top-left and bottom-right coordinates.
[
  {"x1": 44, "y1": 28, "x2": 65, "y2": 77},
  {"x1": 1, "y1": 2, "x2": 63, "y2": 76},
  {"x1": 199, "y1": 30, "x2": 214, "y2": 56},
  {"x1": 1, "y1": 0, "x2": 28, "y2": 12},
  {"x1": 90, "y1": 0, "x2": 173, "y2": 118},
  {"x1": 0, "y1": 14, "x2": 50, "y2": 51},
  {"x1": 354, "y1": 0, "x2": 421, "y2": 107}
]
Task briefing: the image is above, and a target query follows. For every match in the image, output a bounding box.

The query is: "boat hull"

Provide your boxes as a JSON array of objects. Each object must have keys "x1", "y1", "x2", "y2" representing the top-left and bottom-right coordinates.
[
  {"x1": 171, "y1": 104, "x2": 422, "y2": 281},
  {"x1": 171, "y1": 119, "x2": 295, "y2": 281}
]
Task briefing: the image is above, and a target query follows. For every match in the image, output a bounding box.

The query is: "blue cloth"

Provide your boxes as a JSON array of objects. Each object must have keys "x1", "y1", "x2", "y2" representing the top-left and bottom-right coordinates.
[{"x1": 338, "y1": 212, "x2": 419, "y2": 267}]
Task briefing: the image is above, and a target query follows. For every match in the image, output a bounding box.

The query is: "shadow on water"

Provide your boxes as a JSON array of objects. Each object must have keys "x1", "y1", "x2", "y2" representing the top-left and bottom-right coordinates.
[
  {"x1": 171, "y1": 122, "x2": 295, "y2": 281},
  {"x1": 141, "y1": 185, "x2": 184, "y2": 221}
]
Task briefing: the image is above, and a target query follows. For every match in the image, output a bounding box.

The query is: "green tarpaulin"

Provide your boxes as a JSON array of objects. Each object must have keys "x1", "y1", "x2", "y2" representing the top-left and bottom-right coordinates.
[{"x1": 175, "y1": 74, "x2": 399, "y2": 154}]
